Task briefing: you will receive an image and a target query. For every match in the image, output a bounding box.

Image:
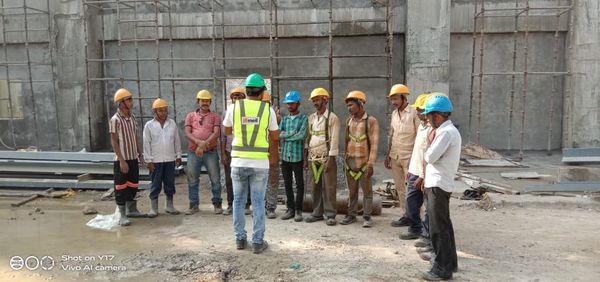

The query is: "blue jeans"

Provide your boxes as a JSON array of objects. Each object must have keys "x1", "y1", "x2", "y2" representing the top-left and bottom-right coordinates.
[
  {"x1": 187, "y1": 150, "x2": 222, "y2": 205},
  {"x1": 231, "y1": 166, "x2": 268, "y2": 245},
  {"x1": 149, "y1": 161, "x2": 176, "y2": 199},
  {"x1": 406, "y1": 173, "x2": 425, "y2": 234}
]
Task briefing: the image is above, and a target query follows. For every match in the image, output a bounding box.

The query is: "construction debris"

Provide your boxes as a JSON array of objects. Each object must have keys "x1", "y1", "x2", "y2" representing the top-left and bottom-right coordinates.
[
  {"x1": 462, "y1": 143, "x2": 504, "y2": 159},
  {"x1": 458, "y1": 172, "x2": 519, "y2": 195},
  {"x1": 562, "y1": 147, "x2": 600, "y2": 164},
  {"x1": 500, "y1": 171, "x2": 552, "y2": 180},
  {"x1": 523, "y1": 182, "x2": 600, "y2": 194},
  {"x1": 83, "y1": 206, "x2": 98, "y2": 215},
  {"x1": 374, "y1": 179, "x2": 400, "y2": 207}
]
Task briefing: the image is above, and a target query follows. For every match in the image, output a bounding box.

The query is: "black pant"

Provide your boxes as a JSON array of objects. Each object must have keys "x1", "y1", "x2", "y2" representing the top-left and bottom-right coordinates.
[
  {"x1": 114, "y1": 160, "x2": 139, "y2": 205},
  {"x1": 281, "y1": 160, "x2": 304, "y2": 211},
  {"x1": 406, "y1": 173, "x2": 424, "y2": 234},
  {"x1": 426, "y1": 187, "x2": 457, "y2": 277}
]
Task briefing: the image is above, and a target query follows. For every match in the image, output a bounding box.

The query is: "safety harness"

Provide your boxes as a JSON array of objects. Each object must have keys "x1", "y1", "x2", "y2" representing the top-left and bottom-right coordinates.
[
  {"x1": 345, "y1": 114, "x2": 370, "y2": 181},
  {"x1": 309, "y1": 112, "x2": 329, "y2": 184}
]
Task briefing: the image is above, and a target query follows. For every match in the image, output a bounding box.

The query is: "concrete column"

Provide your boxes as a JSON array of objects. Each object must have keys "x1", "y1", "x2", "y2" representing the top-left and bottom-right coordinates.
[
  {"x1": 565, "y1": 0, "x2": 600, "y2": 148},
  {"x1": 404, "y1": 0, "x2": 450, "y2": 97}
]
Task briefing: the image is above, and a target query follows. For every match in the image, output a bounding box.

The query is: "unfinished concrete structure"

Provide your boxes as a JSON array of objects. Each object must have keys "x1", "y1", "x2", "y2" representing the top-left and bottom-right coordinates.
[{"x1": 0, "y1": 0, "x2": 598, "y2": 154}]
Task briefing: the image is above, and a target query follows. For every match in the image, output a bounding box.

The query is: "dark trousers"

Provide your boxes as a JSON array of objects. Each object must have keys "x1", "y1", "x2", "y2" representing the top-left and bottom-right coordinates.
[
  {"x1": 426, "y1": 187, "x2": 458, "y2": 277},
  {"x1": 421, "y1": 199, "x2": 430, "y2": 239},
  {"x1": 281, "y1": 160, "x2": 305, "y2": 211},
  {"x1": 406, "y1": 173, "x2": 424, "y2": 235},
  {"x1": 114, "y1": 159, "x2": 139, "y2": 205},
  {"x1": 149, "y1": 161, "x2": 176, "y2": 199},
  {"x1": 224, "y1": 151, "x2": 251, "y2": 208}
]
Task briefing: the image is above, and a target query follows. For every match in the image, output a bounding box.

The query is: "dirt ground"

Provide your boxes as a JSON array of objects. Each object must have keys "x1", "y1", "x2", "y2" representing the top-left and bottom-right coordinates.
[{"x1": 1, "y1": 159, "x2": 600, "y2": 282}]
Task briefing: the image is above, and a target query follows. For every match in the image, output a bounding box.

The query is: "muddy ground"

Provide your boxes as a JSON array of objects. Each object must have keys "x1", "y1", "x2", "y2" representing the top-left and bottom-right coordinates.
[{"x1": 1, "y1": 161, "x2": 600, "y2": 282}]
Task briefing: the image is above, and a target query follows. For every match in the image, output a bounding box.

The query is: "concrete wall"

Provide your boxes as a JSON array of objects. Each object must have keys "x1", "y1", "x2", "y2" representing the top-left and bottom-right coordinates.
[{"x1": 0, "y1": 0, "x2": 598, "y2": 152}]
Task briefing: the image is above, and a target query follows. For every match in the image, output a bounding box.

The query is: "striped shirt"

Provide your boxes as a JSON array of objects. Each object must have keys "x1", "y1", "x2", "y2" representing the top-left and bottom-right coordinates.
[
  {"x1": 345, "y1": 112, "x2": 379, "y2": 167},
  {"x1": 279, "y1": 114, "x2": 307, "y2": 162},
  {"x1": 109, "y1": 110, "x2": 139, "y2": 161}
]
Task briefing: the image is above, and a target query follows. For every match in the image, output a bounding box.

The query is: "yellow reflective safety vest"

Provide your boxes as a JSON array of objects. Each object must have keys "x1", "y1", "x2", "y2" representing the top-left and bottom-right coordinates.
[{"x1": 232, "y1": 99, "x2": 271, "y2": 159}]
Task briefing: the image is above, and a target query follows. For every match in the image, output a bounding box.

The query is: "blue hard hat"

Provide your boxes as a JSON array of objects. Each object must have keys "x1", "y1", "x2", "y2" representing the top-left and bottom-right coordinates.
[
  {"x1": 282, "y1": 90, "x2": 301, "y2": 104},
  {"x1": 422, "y1": 95, "x2": 453, "y2": 115}
]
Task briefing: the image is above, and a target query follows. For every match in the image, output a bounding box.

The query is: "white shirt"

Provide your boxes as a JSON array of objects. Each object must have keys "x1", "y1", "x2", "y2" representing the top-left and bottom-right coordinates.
[
  {"x1": 222, "y1": 101, "x2": 279, "y2": 169},
  {"x1": 143, "y1": 118, "x2": 182, "y2": 163},
  {"x1": 424, "y1": 120, "x2": 462, "y2": 192},
  {"x1": 408, "y1": 122, "x2": 433, "y2": 178}
]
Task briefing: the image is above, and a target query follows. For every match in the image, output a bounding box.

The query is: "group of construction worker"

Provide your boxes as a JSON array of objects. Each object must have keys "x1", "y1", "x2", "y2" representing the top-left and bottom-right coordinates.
[{"x1": 110, "y1": 72, "x2": 461, "y2": 280}]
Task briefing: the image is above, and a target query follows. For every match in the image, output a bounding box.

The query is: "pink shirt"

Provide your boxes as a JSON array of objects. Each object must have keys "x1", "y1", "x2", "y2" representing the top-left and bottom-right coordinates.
[{"x1": 185, "y1": 110, "x2": 221, "y2": 152}]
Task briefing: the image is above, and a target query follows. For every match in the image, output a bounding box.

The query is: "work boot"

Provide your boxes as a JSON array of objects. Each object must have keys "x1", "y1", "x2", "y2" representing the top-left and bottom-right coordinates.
[
  {"x1": 252, "y1": 240, "x2": 269, "y2": 254},
  {"x1": 416, "y1": 246, "x2": 433, "y2": 253},
  {"x1": 126, "y1": 200, "x2": 147, "y2": 218},
  {"x1": 236, "y1": 239, "x2": 247, "y2": 250},
  {"x1": 294, "y1": 210, "x2": 303, "y2": 222},
  {"x1": 390, "y1": 216, "x2": 411, "y2": 227},
  {"x1": 362, "y1": 216, "x2": 373, "y2": 228},
  {"x1": 266, "y1": 209, "x2": 277, "y2": 219},
  {"x1": 304, "y1": 215, "x2": 324, "y2": 223},
  {"x1": 340, "y1": 215, "x2": 357, "y2": 225},
  {"x1": 147, "y1": 198, "x2": 158, "y2": 218},
  {"x1": 165, "y1": 195, "x2": 179, "y2": 215},
  {"x1": 399, "y1": 232, "x2": 420, "y2": 240},
  {"x1": 326, "y1": 217, "x2": 337, "y2": 226},
  {"x1": 414, "y1": 237, "x2": 431, "y2": 248},
  {"x1": 281, "y1": 209, "x2": 294, "y2": 220},
  {"x1": 222, "y1": 206, "x2": 232, "y2": 215},
  {"x1": 214, "y1": 203, "x2": 223, "y2": 214},
  {"x1": 419, "y1": 251, "x2": 433, "y2": 261},
  {"x1": 421, "y1": 270, "x2": 451, "y2": 281},
  {"x1": 185, "y1": 203, "x2": 199, "y2": 215},
  {"x1": 117, "y1": 205, "x2": 131, "y2": 226}
]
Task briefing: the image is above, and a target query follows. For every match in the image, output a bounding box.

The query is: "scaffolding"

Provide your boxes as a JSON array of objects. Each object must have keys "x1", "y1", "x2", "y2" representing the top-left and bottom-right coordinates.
[
  {"x1": 0, "y1": 0, "x2": 57, "y2": 150},
  {"x1": 83, "y1": 0, "x2": 394, "y2": 146},
  {"x1": 468, "y1": 0, "x2": 572, "y2": 160}
]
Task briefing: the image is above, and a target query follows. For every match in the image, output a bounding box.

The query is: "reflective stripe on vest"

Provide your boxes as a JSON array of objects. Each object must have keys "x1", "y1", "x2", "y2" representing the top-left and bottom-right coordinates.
[{"x1": 232, "y1": 99, "x2": 270, "y2": 159}]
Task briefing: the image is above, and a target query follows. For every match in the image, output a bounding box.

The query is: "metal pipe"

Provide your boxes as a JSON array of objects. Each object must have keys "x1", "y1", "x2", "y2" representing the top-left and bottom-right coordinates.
[
  {"x1": 518, "y1": 0, "x2": 530, "y2": 161},
  {"x1": 507, "y1": 0, "x2": 520, "y2": 154},
  {"x1": 211, "y1": 0, "x2": 217, "y2": 113},
  {"x1": 0, "y1": 0, "x2": 16, "y2": 148},
  {"x1": 167, "y1": 0, "x2": 177, "y2": 123},
  {"x1": 116, "y1": 0, "x2": 124, "y2": 86},
  {"x1": 547, "y1": 0, "x2": 567, "y2": 155},
  {"x1": 476, "y1": 0, "x2": 485, "y2": 144},
  {"x1": 467, "y1": 0, "x2": 479, "y2": 143},
  {"x1": 23, "y1": 0, "x2": 40, "y2": 148},
  {"x1": 133, "y1": 1, "x2": 144, "y2": 126},
  {"x1": 220, "y1": 0, "x2": 227, "y2": 112},
  {"x1": 274, "y1": 0, "x2": 280, "y2": 106},
  {"x1": 153, "y1": 0, "x2": 162, "y2": 103},
  {"x1": 328, "y1": 0, "x2": 333, "y2": 112}
]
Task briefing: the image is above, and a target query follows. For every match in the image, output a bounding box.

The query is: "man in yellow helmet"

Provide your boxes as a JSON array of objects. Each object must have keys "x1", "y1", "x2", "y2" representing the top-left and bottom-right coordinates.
[
  {"x1": 341, "y1": 90, "x2": 379, "y2": 228},
  {"x1": 304, "y1": 87, "x2": 340, "y2": 226},
  {"x1": 143, "y1": 98, "x2": 182, "y2": 218},
  {"x1": 184, "y1": 89, "x2": 223, "y2": 215},
  {"x1": 223, "y1": 73, "x2": 279, "y2": 254},
  {"x1": 220, "y1": 87, "x2": 252, "y2": 216},
  {"x1": 385, "y1": 84, "x2": 420, "y2": 228},
  {"x1": 110, "y1": 88, "x2": 145, "y2": 226}
]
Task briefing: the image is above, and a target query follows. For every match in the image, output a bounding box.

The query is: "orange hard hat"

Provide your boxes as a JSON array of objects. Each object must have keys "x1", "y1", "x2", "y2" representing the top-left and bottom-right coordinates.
[
  {"x1": 345, "y1": 90, "x2": 367, "y2": 104},
  {"x1": 388, "y1": 84, "x2": 410, "y2": 97},
  {"x1": 114, "y1": 88, "x2": 133, "y2": 104},
  {"x1": 152, "y1": 98, "x2": 168, "y2": 109}
]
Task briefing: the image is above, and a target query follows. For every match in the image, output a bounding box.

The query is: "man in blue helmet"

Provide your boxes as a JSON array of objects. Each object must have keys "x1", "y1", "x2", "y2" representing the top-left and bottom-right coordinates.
[
  {"x1": 420, "y1": 94, "x2": 461, "y2": 281},
  {"x1": 279, "y1": 90, "x2": 308, "y2": 222},
  {"x1": 223, "y1": 73, "x2": 279, "y2": 254}
]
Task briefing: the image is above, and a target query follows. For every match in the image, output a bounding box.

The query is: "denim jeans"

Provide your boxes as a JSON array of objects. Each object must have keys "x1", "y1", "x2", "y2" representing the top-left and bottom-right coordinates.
[
  {"x1": 232, "y1": 166, "x2": 268, "y2": 245},
  {"x1": 149, "y1": 161, "x2": 176, "y2": 200},
  {"x1": 187, "y1": 150, "x2": 222, "y2": 205},
  {"x1": 406, "y1": 173, "x2": 424, "y2": 234}
]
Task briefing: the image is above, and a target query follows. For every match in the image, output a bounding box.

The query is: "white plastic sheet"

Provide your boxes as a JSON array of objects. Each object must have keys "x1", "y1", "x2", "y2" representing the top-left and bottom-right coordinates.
[{"x1": 86, "y1": 207, "x2": 121, "y2": 231}]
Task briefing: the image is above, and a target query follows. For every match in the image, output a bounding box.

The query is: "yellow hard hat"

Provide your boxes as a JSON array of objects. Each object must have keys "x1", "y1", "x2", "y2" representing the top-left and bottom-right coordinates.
[
  {"x1": 411, "y1": 93, "x2": 430, "y2": 110},
  {"x1": 230, "y1": 87, "x2": 246, "y2": 96},
  {"x1": 152, "y1": 98, "x2": 168, "y2": 109},
  {"x1": 310, "y1": 88, "x2": 329, "y2": 100},
  {"x1": 114, "y1": 88, "x2": 133, "y2": 104},
  {"x1": 261, "y1": 91, "x2": 271, "y2": 102},
  {"x1": 196, "y1": 89, "x2": 212, "y2": 100},
  {"x1": 345, "y1": 90, "x2": 367, "y2": 104},
  {"x1": 388, "y1": 84, "x2": 410, "y2": 97}
]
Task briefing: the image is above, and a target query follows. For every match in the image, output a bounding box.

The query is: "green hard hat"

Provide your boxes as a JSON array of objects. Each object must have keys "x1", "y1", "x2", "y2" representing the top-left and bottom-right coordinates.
[{"x1": 245, "y1": 73, "x2": 266, "y2": 88}]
